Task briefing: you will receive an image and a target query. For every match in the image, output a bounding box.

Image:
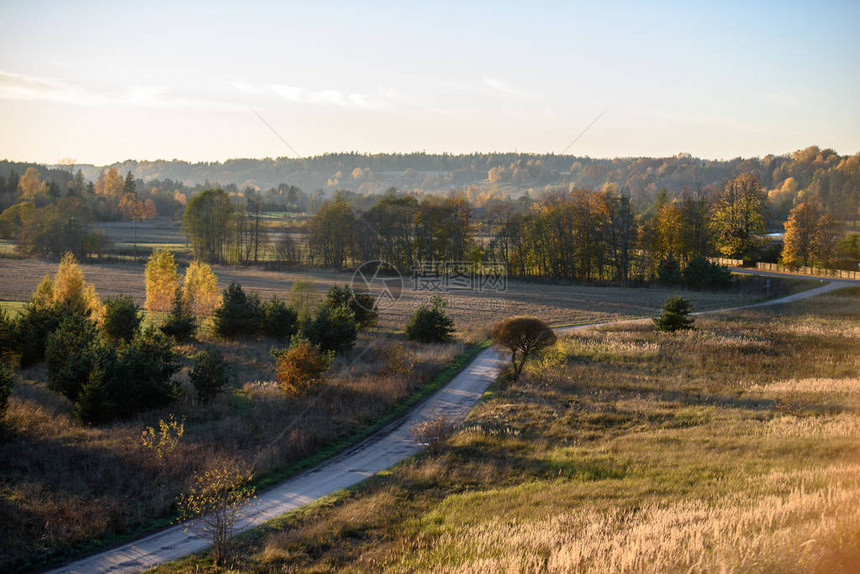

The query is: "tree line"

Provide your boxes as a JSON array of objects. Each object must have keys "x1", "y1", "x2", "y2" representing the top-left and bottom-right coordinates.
[
  {"x1": 1, "y1": 149, "x2": 857, "y2": 275},
  {"x1": 6, "y1": 145, "x2": 856, "y2": 218},
  {"x1": 286, "y1": 174, "x2": 845, "y2": 281},
  {"x1": 178, "y1": 171, "x2": 854, "y2": 282}
]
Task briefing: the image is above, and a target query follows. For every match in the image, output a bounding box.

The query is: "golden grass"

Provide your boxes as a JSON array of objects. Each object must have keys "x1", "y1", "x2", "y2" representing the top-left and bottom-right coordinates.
[
  {"x1": 750, "y1": 377, "x2": 860, "y2": 396},
  {"x1": 414, "y1": 465, "x2": 860, "y2": 574}
]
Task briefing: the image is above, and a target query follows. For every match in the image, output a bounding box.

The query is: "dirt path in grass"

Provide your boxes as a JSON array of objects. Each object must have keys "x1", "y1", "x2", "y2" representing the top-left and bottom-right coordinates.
[{"x1": 46, "y1": 275, "x2": 858, "y2": 574}]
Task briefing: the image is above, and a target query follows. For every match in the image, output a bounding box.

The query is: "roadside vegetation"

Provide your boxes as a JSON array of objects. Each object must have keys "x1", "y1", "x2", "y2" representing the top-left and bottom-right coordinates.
[
  {"x1": 156, "y1": 287, "x2": 860, "y2": 573},
  {"x1": 0, "y1": 254, "x2": 470, "y2": 572}
]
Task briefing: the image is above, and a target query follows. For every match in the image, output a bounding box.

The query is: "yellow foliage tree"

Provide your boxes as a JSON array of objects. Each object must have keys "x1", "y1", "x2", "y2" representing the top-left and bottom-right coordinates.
[
  {"x1": 140, "y1": 414, "x2": 184, "y2": 473},
  {"x1": 101, "y1": 167, "x2": 124, "y2": 197},
  {"x1": 35, "y1": 253, "x2": 105, "y2": 322},
  {"x1": 781, "y1": 202, "x2": 820, "y2": 268},
  {"x1": 176, "y1": 466, "x2": 256, "y2": 566},
  {"x1": 709, "y1": 173, "x2": 766, "y2": 258},
  {"x1": 656, "y1": 203, "x2": 684, "y2": 262},
  {"x1": 811, "y1": 211, "x2": 840, "y2": 268},
  {"x1": 118, "y1": 193, "x2": 144, "y2": 221},
  {"x1": 17, "y1": 167, "x2": 48, "y2": 202},
  {"x1": 145, "y1": 248, "x2": 179, "y2": 319},
  {"x1": 32, "y1": 275, "x2": 55, "y2": 308},
  {"x1": 181, "y1": 260, "x2": 220, "y2": 325}
]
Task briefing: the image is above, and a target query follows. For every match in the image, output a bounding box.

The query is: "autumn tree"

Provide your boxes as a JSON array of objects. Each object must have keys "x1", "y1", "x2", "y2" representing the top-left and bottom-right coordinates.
[
  {"x1": 781, "y1": 202, "x2": 820, "y2": 268},
  {"x1": 656, "y1": 203, "x2": 685, "y2": 263},
  {"x1": 811, "y1": 211, "x2": 840, "y2": 267},
  {"x1": 491, "y1": 316, "x2": 557, "y2": 376},
  {"x1": 118, "y1": 190, "x2": 147, "y2": 259},
  {"x1": 181, "y1": 260, "x2": 220, "y2": 326},
  {"x1": 709, "y1": 173, "x2": 766, "y2": 259},
  {"x1": 272, "y1": 336, "x2": 334, "y2": 394},
  {"x1": 143, "y1": 198, "x2": 157, "y2": 219},
  {"x1": 145, "y1": 248, "x2": 180, "y2": 320},
  {"x1": 98, "y1": 167, "x2": 124, "y2": 198},
  {"x1": 51, "y1": 252, "x2": 104, "y2": 321},
  {"x1": 17, "y1": 167, "x2": 48, "y2": 204},
  {"x1": 176, "y1": 467, "x2": 255, "y2": 566},
  {"x1": 118, "y1": 192, "x2": 144, "y2": 221}
]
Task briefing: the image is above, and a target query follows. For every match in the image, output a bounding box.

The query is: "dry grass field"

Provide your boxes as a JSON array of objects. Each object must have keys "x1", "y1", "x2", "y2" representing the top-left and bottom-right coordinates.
[
  {"x1": 0, "y1": 256, "x2": 820, "y2": 571},
  {"x1": 155, "y1": 287, "x2": 860, "y2": 573},
  {"x1": 0, "y1": 283, "x2": 477, "y2": 574},
  {"x1": 0, "y1": 258, "x2": 811, "y2": 341}
]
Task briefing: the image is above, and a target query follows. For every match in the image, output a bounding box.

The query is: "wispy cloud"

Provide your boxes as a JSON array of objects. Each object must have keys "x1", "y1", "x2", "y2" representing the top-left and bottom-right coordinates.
[
  {"x1": 270, "y1": 84, "x2": 390, "y2": 110},
  {"x1": 0, "y1": 70, "x2": 242, "y2": 111},
  {"x1": 450, "y1": 76, "x2": 540, "y2": 102},
  {"x1": 482, "y1": 76, "x2": 538, "y2": 100}
]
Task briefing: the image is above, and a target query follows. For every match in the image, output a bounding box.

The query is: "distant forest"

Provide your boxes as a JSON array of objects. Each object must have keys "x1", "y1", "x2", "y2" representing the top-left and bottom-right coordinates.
[
  {"x1": 1, "y1": 146, "x2": 858, "y2": 283},
  {"x1": 1, "y1": 145, "x2": 858, "y2": 223}
]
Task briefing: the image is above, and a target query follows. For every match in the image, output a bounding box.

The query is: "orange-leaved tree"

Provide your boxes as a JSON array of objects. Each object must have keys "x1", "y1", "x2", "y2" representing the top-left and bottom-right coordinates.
[{"x1": 272, "y1": 336, "x2": 333, "y2": 395}]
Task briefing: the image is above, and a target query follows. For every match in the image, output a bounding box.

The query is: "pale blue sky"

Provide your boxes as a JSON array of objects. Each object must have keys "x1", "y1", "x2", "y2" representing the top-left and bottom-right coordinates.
[{"x1": 1, "y1": 0, "x2": 858, "y2": 164}]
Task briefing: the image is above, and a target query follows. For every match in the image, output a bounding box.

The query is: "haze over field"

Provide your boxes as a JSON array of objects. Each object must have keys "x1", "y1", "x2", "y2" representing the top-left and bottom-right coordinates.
[{"x1": 1, "y1": 0, "x2": 859, "y2": 164}]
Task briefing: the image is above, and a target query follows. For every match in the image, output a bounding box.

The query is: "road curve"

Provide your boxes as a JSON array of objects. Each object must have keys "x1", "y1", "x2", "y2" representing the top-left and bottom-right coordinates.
[{"x1": 47, "y1": 276, "x2": 856, "y2": 573}]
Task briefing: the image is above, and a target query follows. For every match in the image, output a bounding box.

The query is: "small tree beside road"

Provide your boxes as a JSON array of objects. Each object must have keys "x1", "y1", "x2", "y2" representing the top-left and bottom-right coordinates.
[
  {"x1": 176, "y1": 466, "x2": 255, "y2": 566},
  {"x1": 491, "y1": 316, "x2": 557, "y2": 376}
]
